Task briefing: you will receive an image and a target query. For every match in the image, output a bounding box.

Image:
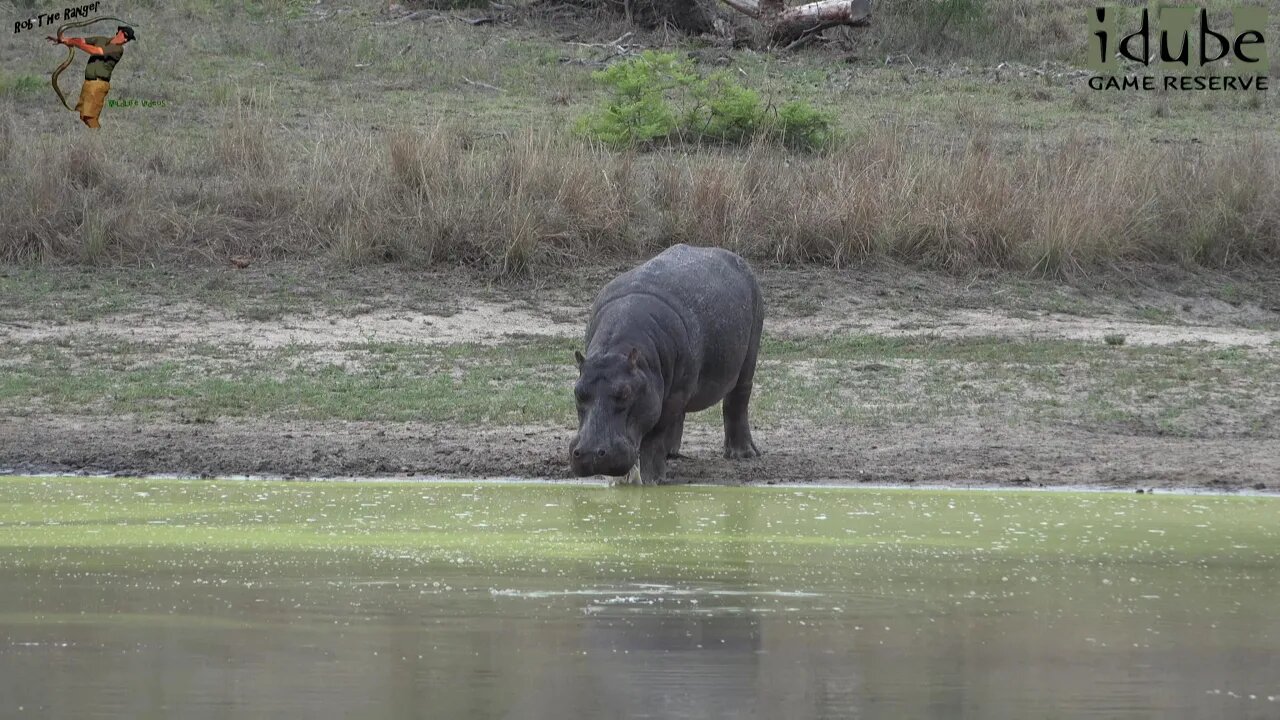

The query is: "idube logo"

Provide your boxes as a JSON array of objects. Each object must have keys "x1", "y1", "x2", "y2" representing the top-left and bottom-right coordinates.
[{"x1": 1087, "y1": 5, "x2": 1269, "y2": 91}]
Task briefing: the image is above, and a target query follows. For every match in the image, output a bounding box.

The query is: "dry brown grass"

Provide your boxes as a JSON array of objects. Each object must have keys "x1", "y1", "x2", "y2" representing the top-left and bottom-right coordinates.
[
  {"x1": 1, "y1": 114, "x2": 1277, "y2": 276},
  {"x1": 654, "y1": 129, "x2": 1280, "y2": 273}
]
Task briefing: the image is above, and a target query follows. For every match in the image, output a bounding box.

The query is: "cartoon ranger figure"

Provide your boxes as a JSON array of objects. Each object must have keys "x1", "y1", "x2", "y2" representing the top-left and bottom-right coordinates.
[{"x1": 46, "y1": 24, "x2": 136, "y2": 129}]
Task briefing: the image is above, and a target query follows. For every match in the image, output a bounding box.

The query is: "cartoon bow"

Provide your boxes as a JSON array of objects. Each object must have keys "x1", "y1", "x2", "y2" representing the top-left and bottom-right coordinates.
[{"x1": 50, "y1": 15, "x2": 135, "y2": 111}]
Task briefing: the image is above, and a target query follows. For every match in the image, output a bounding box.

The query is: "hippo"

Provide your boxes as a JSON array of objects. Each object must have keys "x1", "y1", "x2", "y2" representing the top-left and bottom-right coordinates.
[{"x1": 569, "y1": 244, "x2": 764, "y2": 485}]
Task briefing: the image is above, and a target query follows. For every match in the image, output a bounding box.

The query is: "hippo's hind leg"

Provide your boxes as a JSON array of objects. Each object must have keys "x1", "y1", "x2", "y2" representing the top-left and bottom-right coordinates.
[
  {"x1": 722, "y1": 382, "x2": 760, "y2": 459},
  {"x1": 723, "y1": 324, "x2": 762, "y2": 460},
  {"x1": 665, "y1": 414, "x2": 685, "y2": 459}
]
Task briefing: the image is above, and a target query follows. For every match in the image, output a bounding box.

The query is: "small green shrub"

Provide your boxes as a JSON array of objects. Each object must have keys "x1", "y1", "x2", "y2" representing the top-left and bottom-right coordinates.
[
  {"x1": 576, "y1": 92, "x2": 678, "y2": 147},
  {"x1": 594, "y1": 50, "x2": 698, "y2": 97},
  {"x1": 776, "y1": 100, "x2": 837, "y2": 150},
  {"x1": 577, "y1": 51, "x2": 835, "y2": 151},
  {"x1": 574, "y1": 51, "x2": 696, "y2": 147},
  {"x1": 689, "y1": 73, "x2": 764, "y2": 144}
]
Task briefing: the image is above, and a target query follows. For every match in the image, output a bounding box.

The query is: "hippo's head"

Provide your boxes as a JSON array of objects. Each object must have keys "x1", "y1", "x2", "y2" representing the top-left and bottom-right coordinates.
[{"x1": 569, "y1": 348, "x2": 660, "y2": 478}]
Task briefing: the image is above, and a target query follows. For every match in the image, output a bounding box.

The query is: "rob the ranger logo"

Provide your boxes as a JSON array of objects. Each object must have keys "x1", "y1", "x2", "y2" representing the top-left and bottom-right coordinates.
[{"x1": 1087, "y1": 5, "x2": 1269, "y2": 91}]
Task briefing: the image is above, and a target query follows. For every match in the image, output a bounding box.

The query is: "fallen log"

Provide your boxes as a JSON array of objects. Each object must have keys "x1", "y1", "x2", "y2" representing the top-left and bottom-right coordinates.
[{"x1": 720, "y1": 0, "x2": 870, "y2": 43}]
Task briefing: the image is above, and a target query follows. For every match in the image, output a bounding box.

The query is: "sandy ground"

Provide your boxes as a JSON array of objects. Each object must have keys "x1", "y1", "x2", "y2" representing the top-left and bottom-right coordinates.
[
  {"x1": 2, "y1": 265, "x2": 1278, "y2": 491},
  {"x1": 5, "y1": 301, "x2": 1280, "y2": 349}
]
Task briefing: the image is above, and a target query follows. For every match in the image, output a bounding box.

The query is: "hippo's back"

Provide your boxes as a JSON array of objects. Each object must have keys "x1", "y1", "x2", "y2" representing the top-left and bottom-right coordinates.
[
  {"x1": 597, "y1": 244, "x2": 759, "y2": 335},
  {"x1": 590, "y1": 245, "x2": 761, "y2": 396}
]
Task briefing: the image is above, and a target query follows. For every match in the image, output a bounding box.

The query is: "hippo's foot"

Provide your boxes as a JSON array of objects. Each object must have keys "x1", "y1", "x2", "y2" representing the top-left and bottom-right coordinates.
[
  {"x1": 610, "y1": 463, "x2": 664, "y2": 486},
  {"x1": 633, "y1": 435, "x2": 669, "y2": 485},
  {"x1": 612, "y1": 465, "x2": 645, "y2": 486},
  {"x1": 664, "y1": 416, "x2": 685, "y2": 460},
  {"x1": 724, "y1": 439, "x2": 761, "y2": 460},
  {"x1": 722, "y1": 385, "x2": 759, "y2": 461}
]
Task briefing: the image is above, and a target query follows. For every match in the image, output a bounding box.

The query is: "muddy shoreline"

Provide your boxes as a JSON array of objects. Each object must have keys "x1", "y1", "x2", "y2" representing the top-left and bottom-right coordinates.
[{"x1": 2, "y1": 416, "x2": 1274, "y2": 493}]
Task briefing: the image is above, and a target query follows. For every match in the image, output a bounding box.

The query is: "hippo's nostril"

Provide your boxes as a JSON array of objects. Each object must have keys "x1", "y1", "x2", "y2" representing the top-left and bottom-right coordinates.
[
  {"x1": 572, "y1": 449, "x2": 582, "y2": 459},
  {"x1": 596, "y1": 449, "x2": 606, "y2": 458}
]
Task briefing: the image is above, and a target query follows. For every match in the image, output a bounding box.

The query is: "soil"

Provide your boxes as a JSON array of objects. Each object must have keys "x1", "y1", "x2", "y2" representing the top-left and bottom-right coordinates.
[
  {"x1": 0, "y1": 415, "x2": 1274, "y2": 492},
  {"x1": 2, "y1": 263, "x2": 1279, "y2": 492}
]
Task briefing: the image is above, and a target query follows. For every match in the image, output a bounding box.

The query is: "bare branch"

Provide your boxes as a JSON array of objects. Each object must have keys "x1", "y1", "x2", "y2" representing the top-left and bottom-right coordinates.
[{"x1": 461, "y1": 77, "x2": 504, "y2": 93}]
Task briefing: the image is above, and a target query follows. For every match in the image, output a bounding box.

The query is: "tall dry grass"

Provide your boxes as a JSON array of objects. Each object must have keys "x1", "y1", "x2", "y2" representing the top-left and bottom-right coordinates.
[
  {"x1": 1, "y1": 114, "x2": 1277, "y2": 275},
  {"x1": 697, "y1": 132, "x2": 1279, "y2": 273}
]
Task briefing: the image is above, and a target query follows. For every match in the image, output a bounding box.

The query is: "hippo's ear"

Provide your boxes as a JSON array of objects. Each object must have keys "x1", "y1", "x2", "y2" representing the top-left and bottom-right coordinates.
[
  {"x1": 574, "y1": 350, "x2": 586, "y2": 370},
  {"x1": 626, "y1": 347, "x2": 639, "y2": 370}
]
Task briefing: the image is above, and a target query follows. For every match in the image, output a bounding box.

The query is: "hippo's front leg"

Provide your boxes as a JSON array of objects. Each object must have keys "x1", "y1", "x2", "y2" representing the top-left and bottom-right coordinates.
[
  {"x1": 639, "y1": 430, "x2": 670, "y2": 485},
  {"x1": 619, "y1": 429, "x2": 669, "y2": 486}
]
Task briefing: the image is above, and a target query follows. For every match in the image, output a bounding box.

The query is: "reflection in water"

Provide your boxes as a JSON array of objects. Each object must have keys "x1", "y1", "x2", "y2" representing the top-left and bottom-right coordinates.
[{"x1": 0, "y1": 479, "x2": 1278, "y2": 719}]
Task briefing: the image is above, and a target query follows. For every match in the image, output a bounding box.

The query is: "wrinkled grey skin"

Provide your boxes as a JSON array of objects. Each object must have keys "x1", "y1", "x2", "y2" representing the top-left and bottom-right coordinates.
[{"x1": 569, "y1": 244, "x2": 763, "y2": 485}]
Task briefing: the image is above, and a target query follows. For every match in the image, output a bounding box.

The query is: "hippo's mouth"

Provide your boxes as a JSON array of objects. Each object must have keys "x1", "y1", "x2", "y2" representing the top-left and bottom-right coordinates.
[
  {"x1": 569, "y1": 454, "x2": 637, "y2": 479},
  {"x1": 568, "y1": 435, "x2": 639, "y2": 478}
]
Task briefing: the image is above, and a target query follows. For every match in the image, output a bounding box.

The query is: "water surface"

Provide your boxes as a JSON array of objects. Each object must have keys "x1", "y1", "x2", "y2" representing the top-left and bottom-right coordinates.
[{"x1": 1, "y1": 478, "x2": 1277, "y2": 718}]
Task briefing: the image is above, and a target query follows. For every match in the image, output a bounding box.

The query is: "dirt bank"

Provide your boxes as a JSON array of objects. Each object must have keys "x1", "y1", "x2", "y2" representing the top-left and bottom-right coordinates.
[
  {"x1": 1, "y1": 416, "x2": 1274, "y2": 493},
  {"x1": 2, "y1": 265, "x2": 1278, "y2": 491}
]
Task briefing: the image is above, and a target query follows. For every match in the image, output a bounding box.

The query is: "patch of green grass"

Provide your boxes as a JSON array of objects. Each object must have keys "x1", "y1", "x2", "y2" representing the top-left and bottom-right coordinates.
[
  {"x1": 1136, "y1": 306, "x2": 1177, "y2": 324},
  {"x1": 2, "y1": 334, "x2": 1277, "y2": 439},
  {"x1": 0, "y1": 336, "x2": 580, "y2": 424},
  {"x1": 0, "y1": 267, "x2": 473, "y2": 324},
  {"x1": 0, "y1": 268, "x2": 144, "y2": 323},
  {"x1": 0, "y1": 74, "x2": 42, "y2": 96}
]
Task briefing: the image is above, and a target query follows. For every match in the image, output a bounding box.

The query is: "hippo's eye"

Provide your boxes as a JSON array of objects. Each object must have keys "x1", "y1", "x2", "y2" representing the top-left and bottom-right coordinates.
[{"x1": 612, "y1": 386, "x2": 632, "y2": 404}]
